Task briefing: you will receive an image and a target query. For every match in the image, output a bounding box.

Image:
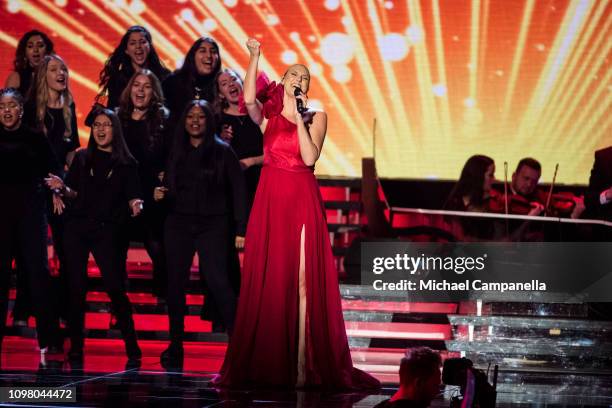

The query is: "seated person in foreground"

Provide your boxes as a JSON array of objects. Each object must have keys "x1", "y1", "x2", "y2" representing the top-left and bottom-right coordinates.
[{"x1": 375, "y1": 347, "x2": 442, "y2": 408}]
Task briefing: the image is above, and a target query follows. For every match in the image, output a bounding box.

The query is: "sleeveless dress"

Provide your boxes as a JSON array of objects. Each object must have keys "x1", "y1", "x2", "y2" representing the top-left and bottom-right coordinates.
[{"x1": 214, "y1": 74, "x2": 380, "y2": 390}]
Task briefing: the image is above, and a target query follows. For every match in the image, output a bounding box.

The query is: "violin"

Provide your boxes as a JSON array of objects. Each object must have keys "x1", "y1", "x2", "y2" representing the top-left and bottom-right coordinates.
[
  {"x1": 484, "y1": 189, "x2": 507, "y2": 214},
  {"x1": 545, "y1": 192, "x2": 577, "y2": 217},
  {"x1": 500, "y1": 162, "x2": 579, "y2": 217},
  {"x1": 484, "y1": 190, "x2": 541, "y2": 215}
]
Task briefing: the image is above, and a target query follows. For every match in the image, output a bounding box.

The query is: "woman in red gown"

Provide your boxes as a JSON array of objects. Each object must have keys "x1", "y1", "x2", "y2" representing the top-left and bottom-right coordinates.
[{"x1": 214, "y1": 39, "x2": 380, "y2": 390}]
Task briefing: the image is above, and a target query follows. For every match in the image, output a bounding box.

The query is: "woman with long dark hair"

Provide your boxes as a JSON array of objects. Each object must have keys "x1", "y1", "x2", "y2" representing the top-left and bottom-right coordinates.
[
  {"x1": 4, "y1": 30, "x2": 54, "y2": 97},
  {"x1": 45, "y1": 108, "x2": 143, "y2": 362},
  {"x1": 4, "y1": 31, "x2": 55, "y2": 327},
  {"x1": 162, "y1": 37, "x2": 221, "y2": 123},
  {"x1": 154, "y1": 100, "x2": 246, "y2": 367},
  {"x1": 117, "y1": 69, "x2": 169, "y2": 298},
  {"x1": 97, "y1": 26, "x2": 169, "y2": 109},
  {"x1": 215, "y1": 68, "x2": 263, "y2": 216},
  {"x1": 444, "y1": 155, "x2": 496, "y2": 212},
  {"x1": 444, "y1": 155, "x2": 506, "y2": 240},
  {"x1": 0, "y1": 88, "x2": 61, "y2": 353}
]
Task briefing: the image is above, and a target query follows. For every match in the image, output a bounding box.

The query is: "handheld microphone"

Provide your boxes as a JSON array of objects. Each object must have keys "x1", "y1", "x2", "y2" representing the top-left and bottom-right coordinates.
[{"x1": 294, "y1": 87, "x2": 306, "y2": 114}]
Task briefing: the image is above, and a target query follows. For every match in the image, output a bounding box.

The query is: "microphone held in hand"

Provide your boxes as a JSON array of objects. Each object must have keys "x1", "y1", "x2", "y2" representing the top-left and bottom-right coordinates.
[{"x1": 294, "y1": 87, "x2": 306, "y2": 114}]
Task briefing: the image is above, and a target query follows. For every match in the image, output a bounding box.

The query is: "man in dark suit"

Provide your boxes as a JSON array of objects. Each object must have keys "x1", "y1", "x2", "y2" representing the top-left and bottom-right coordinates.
[
  {"x1": 585, "y1": 146, "x2": 612, "y2": 320},
  {"x1": 586, "y1": 146, "x2": 612, "y2": 221}
]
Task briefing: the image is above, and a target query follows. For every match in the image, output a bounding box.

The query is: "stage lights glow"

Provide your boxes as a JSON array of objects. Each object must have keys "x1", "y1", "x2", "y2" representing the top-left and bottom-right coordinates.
[{"x1": 0, "y1": 0, "x2": 609, "y2": 183}]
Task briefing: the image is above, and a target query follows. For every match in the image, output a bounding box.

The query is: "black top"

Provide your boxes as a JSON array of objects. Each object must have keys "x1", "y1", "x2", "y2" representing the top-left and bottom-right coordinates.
[
  {"x1": 17, "y1": 67, "x2": 34, "y2": 97},
  {"x1": 122, "y1": 117, "x2": 167, "y2": 202},
  {"x1": 219, "y1": 113, "x2": 263, "y2": 160},
  {"x1": 106, "y1": 73, "x2": 129, "y2": 110},
  {"x1": 64, "y1": 149, "x2": 141, "y2": 224},
  {"x1": 373, "y1": 398, "x2": 429, "y2": 408},
  {"x1": 162, "y1": 71, "x2": 216, "y2": 122},
  {"x1": 0, "y1": 125, "x2": 59, "y2": 188},
  {"x1": 168, "y1": 141, "x2": 247, "y2": 235},
  {"x1": 23, "y1": 101, "x2": 80, "y2": 176}
]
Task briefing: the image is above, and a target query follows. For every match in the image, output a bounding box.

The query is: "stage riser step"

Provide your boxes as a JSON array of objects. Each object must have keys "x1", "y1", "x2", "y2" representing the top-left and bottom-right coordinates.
[
  {"x1": 486, "y1": 303, "x2": 589, "y2": 318},
  {"x1": 6, "y1": 327, "x2": 449, "y2": 351},
  {"x1": 350, "y1": 338, "x2": 448, "y2": 351},
  {"x1": 448, "y1": 315, "x2": 611, "y2": 330},
  {"x1": 9, "y1": 299, "x2": 455, "y2": 325},
  {"x1": 9, "y1": 291, "x2": 459, "y2": 315},
  {"x1": 452, "y1": 326, "x2": 611, "y2": 344},
  {"x1": 457, "y1": 352, "x2": 612, "y2": 372},
  {"x1": 445, "y1": 341, "x2": 612, "y2": 357}
]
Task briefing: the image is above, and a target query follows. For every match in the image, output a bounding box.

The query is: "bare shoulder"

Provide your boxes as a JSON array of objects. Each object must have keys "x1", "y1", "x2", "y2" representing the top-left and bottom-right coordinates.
[{"x1": 5, "y1": 71, "x2": 20, "y2": 88}]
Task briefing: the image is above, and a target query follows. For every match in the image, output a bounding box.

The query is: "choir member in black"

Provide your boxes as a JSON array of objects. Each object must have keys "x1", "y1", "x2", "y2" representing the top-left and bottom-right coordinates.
[
  {"x1": 215, "y1": 68, "x2": 263, "y2": 216},
  {"x1": 4, "y1": 31, "x2": 55, "y2": 325},
  {"x1": 17, "y1": 54, "x2": 80, "y2": 325},
  {"x1": 97, "y1": 26, "x2": 169, "y2": 109},
  {"x1": 0, "y1": 88, "x2": 61, "y2": 353},
  {"x1": 162, "y1": 37, "x2": 221, "y2": 124},
  {"x1": 201, "y1": 69, "x2": 264, "y2": 331},
  {"x1": 45, "y1": 108, "x2": 143, "y2": 362},
  {"x1": 154, "y1": 100, "x2": 246, "y2": 366},
  {"x1": 117, "y1": 69, "x2": 169, "y2": 298},
  {"x1": 4, "y1": 30, "x2": 55, "y2": 97},
  {"x1": 25, "y1": 54, "x2": 79, "y2": 171},
  {"x1": 586, "y1": 146, "x2": 612, "y2": 222}
]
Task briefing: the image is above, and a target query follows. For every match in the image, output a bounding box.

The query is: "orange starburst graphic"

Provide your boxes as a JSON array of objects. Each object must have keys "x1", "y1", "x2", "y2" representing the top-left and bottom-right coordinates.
[{"x1": 1, "y1": 0, "x2": 610, "y2": 183}]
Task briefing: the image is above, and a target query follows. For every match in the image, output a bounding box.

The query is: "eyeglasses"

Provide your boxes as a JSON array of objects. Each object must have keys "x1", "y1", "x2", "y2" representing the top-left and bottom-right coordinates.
[
  {"x1": 92, "y1": 122, "x2": 112, "y2": 129},
  {"x1": 0, "y1": 103, "x2": 19, "y2": 110}
]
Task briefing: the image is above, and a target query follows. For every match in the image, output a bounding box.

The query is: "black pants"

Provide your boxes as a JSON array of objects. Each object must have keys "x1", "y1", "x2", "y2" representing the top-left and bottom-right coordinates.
[
  {"x1": 165, "y1": 214, "x2": 236, "y2": 344},
  {"x1": 200, "y1": 225, "x2": 241, "y2": 325},
  {"x1": 119, "y1": 209, "x2": 167, "y2": 296},
  {"x1": 63, "y1": 219, "x2": 137, "y2": 351},
  {"x1": 12, "y1": 205, "x2": 69, "y2": 322},
  {"x1": 11, "y1": 252, "x2": 30, "y2": 320},
  {"x1": 0, "y1": 189, "x2": 59, "y2": 348}
]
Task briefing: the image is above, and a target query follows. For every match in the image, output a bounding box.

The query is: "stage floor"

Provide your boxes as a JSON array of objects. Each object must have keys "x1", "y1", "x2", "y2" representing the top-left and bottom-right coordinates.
[{"x1": 1, "y1": 337, "x2": 611, "y2": 407}]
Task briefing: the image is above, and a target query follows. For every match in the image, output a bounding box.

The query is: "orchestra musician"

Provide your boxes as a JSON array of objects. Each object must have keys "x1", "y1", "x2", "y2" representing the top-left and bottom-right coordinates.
[
  {"x1": 508, "y1": 158, "x2": 584, "y2": 219},
  {"x1": 586, "y1": 146, "x2": 612, "y2": 222}
]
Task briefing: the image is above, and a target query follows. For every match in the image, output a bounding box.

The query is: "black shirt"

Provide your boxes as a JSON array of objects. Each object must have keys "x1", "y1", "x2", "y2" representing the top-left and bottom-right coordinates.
[
  {"x1": 17, "y1": 67, "x2": 34, "y2": 97},
  {"x1": 219, "y1": 113, "x2": 263, "y2": 160},
  {"x1": 162, "y1": 71, "x2": 216, "y2": 122},
  {"x1": 168, "y1": 140, "x2": 247, "y2": 235},
  {"x1": 0, "y1": 125, "x2": 59, "y2": 216},
  {"x1": 122, "y1": 118, "x2": 167, "y2": 202},
  {"x1": 23, "y1": 102, "x2": 80, "y2": 176},
  {"x1": 0, "y1": 125, "x2": 59, "y2": 187},
  {"x1": 65, "y1": 149, "x2": 141, "y2": 224}
]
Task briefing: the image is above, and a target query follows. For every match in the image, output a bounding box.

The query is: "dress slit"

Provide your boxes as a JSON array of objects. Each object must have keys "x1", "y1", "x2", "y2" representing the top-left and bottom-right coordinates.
[{"x1": 296, "y1": 224, "x2": 306, "y2": 387}]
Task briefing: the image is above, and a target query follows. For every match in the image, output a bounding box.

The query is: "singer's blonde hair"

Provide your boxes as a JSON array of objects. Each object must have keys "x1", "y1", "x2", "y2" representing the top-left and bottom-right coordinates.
[{"x1": 30, "y1": 54, "x2": 74, "y2": 138}]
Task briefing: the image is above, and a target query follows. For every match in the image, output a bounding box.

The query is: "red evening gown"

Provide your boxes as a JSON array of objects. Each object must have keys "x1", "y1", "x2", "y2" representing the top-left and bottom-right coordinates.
[{"x1": 214, "y1": 75, "x2": 380, "y2": 390}]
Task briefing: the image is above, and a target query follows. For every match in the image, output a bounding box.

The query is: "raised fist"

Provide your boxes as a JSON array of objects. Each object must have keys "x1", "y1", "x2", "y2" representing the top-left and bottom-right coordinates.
[{"x1": 246, "y1": 38, "x2": 261, "y2": 56}]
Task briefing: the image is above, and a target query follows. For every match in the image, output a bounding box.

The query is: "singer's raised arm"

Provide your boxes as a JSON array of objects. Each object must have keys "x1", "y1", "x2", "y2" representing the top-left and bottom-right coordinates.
[{"x1": 244, "y1": 39, "x2": 263, "y2": 125}]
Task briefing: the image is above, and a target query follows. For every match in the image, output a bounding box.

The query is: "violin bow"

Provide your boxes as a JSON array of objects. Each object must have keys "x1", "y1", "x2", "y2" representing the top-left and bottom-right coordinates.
[
  {"x1": 544, "y1": 163, "x2": 559, "y2": 216},
  {"x1": 504, "y1": 161, "x2": 509, "y2": 237},
  {"x1": 503, "y1": 162, "x2": 509, "y2": 216}
]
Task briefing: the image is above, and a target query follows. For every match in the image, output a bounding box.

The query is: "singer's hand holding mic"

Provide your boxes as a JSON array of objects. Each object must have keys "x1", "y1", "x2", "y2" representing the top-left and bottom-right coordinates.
[{"x1": 294, "y1": 87, "x2": 308, "y2": 115}]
